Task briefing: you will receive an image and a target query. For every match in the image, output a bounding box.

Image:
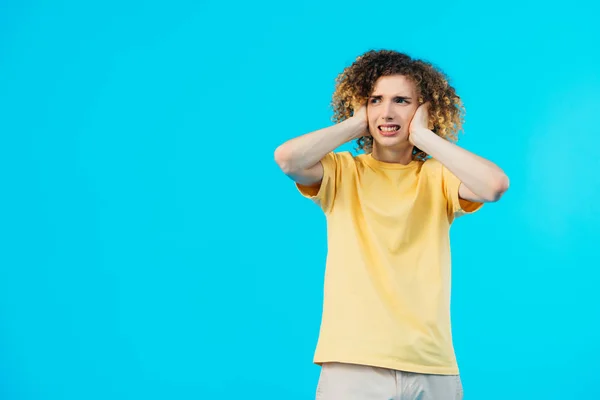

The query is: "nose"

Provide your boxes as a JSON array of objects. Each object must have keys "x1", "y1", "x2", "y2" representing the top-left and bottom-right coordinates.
[{"x1": 381, "y1": 101, "x2": 394, "y2": 120}]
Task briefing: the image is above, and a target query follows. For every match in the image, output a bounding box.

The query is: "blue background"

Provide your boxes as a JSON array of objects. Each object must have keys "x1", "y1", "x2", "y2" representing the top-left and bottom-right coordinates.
[{"x1": 1, "y1": 0, "x2": 599, "y2": 399}]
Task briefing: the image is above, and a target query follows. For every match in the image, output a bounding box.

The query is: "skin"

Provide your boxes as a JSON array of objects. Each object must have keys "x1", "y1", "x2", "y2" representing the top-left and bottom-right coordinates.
[
  {"x1": 355, "y1": 74, "x2": 509, "y2": 203},
  {"x1": 365, "y1": 75, "x2": 420, "y2": 165},
  {"x1": 274, "y1": 74, "x2": 509, "y2": 203}
]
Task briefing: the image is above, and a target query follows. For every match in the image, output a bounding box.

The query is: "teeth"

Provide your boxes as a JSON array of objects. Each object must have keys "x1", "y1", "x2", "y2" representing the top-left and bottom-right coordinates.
[{"x1": 380, "y1": 126, "x2": 399, "y2": 132}]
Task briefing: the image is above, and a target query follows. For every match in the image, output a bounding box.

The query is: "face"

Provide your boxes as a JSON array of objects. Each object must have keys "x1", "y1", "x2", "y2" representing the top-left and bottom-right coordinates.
[{"x1": 367, "y1": 75, "x2": 419, "y2": 148}]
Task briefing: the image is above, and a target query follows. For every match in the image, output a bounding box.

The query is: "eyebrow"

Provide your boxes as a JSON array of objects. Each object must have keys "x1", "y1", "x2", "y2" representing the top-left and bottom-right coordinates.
[{"x1": 369, "y1": 94, "x2": 413, "y2": 99}]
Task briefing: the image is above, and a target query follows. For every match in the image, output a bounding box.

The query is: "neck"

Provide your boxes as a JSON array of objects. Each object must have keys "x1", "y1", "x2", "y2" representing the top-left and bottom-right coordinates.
[{"x1": 371, "y1": 143, "x2": 414, "y2": 165}]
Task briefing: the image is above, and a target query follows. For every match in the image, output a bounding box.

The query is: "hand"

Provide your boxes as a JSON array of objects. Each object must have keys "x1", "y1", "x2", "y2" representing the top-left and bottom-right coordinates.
[
  {"x1": 408, "y1": 102, "x2": 432, "y2": 143},
  {"x1": 349, "y1": 103, "x2": 370, "y2": 139}
]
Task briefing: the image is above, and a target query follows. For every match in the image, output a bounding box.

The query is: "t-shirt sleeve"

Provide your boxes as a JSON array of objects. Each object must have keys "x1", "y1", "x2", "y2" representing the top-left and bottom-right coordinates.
[
  {"x1": 441, "y1": 163, "x2": 484, "y2": 219},
  {"x1": 295, "y1": 152, "x2": 338, "y2": 214}
]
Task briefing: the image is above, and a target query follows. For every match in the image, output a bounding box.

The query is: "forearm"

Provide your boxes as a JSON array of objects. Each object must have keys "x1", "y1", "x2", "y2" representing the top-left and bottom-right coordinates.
[
  {"x1": 411, "y1": 128, "x2": 509, "y2": 201},
  {"x1": 274, "y1": 117, "x2": 364, "y2": 172}
]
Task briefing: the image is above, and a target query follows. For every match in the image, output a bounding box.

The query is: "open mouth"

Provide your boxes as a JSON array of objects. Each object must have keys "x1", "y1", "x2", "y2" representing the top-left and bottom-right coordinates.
[{"x1": 378, "y1": 125, "x2": 400, "y2": 136}]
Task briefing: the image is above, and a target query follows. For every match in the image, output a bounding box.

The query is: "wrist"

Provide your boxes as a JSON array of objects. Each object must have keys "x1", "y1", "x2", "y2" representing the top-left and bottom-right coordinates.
[
  {"x1": 343, "y1": 116, "x2": 368, "y2": 139},
  {"x1": 409, "y1": 128, "x2": 434, "y2": 148}
]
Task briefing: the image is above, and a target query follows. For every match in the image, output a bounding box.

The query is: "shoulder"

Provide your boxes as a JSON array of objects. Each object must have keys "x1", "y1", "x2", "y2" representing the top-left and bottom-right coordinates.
[
  {"x1": 334, "y1": 151, "x2": 357, "y2": 162},
  {"x1": 325, "y1": 151, "x2": 360, "y2": 168},
  {"x1": 420, "y1": 157, "x2": 444, "y2": 177},
  {"x1": 421, "y1": 157, "x2": 442, "y2": 169}
]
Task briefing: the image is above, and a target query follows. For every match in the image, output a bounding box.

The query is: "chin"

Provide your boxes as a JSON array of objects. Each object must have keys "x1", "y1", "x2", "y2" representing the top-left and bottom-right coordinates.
[{"x1": 374, "y1": 134, "x2": 408, "y2": 147}]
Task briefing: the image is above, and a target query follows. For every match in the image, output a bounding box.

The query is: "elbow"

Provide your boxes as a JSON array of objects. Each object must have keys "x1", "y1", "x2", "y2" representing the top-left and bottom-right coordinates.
[
  {"x1": 488, "y1": 174, "x2": 510, "y2": 202},
  {"x1": 274, "y1": 145, "x2": 292, "y2": 174}
]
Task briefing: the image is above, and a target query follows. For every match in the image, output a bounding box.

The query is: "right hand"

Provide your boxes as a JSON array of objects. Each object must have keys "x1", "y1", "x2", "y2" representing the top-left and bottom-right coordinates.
[{"x1": 349, "y1": 103, "x2": 370, "y2": 139}]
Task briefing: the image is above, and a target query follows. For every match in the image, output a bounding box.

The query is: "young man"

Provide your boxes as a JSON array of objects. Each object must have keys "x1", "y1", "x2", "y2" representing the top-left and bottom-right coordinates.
[{"x1": 274, "y1": 50, "x2": 509, "y2": 400}]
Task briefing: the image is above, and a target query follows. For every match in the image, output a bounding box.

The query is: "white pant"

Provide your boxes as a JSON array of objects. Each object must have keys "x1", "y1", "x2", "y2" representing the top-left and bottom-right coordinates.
[{"x1": 316, "y1": 362, "x2": 464, "y2": 400}]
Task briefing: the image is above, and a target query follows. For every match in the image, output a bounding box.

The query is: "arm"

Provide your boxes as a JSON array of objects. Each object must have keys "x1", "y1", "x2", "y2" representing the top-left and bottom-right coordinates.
[
  {"x1": 409, "y1": 105, "x2": 509, "y2": 203},
  {"x1": 274, "y1": 106, "x2": 367, "y2": 186}
]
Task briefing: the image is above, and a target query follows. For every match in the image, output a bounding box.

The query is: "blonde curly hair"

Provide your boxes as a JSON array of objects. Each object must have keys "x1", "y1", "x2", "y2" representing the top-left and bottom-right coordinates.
[{"x1": 331, "y1": 49, "x2": 466, "y2": 161}]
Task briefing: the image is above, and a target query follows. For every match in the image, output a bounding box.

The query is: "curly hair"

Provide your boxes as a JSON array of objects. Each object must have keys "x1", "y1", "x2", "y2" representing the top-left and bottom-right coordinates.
[{"x1": 331, "y1": 50, "x2": 466, "y2": 161}]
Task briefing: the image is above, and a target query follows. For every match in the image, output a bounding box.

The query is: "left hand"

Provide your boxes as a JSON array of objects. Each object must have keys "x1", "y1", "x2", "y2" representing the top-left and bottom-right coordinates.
[{"x1": 408, "y1": 102, "x2": 432, "y2": 144}]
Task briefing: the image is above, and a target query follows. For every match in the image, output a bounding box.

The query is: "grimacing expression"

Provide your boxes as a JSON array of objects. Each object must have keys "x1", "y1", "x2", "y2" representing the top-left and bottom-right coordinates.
[{"x1": 367, "y1": 75, "x2": 419, "y2": 147}]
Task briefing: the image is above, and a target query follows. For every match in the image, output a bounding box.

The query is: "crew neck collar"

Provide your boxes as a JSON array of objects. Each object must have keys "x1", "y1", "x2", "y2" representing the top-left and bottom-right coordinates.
[{"x1": 364, "y1": 153, "x2": 421, "y2": 170}]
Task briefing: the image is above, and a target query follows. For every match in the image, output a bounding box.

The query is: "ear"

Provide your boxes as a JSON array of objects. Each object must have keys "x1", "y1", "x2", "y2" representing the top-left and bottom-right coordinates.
[{"x1": 422, "y1": 102, "x2": 434, "y2": 130}]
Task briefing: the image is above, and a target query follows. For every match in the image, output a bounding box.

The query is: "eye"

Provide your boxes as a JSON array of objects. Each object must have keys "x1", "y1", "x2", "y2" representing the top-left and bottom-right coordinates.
[
  {"x1": 395, "y1": 97, "x2": 409, "y2": 104},
  {"x1": 369, "y1": 98, "x2": 381, "y2": 104}
]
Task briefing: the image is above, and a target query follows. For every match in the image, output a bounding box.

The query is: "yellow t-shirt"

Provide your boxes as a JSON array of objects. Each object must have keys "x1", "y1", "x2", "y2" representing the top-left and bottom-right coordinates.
[{"x1": 296, "y1": 151, "x2": 483, "y2": 375}]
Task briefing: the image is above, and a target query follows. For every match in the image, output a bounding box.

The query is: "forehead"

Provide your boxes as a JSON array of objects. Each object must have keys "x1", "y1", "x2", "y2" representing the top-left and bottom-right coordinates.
[{"x1": 371, "y1": 75, "x2": 417, "y2": 95}]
